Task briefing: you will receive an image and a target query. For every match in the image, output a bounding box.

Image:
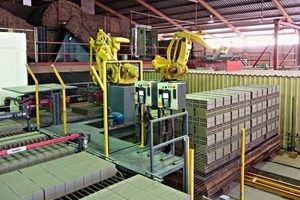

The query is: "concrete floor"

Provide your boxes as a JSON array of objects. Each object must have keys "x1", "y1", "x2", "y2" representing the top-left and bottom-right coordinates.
[
  {"x1": 226, "y1": 153, "x2": 300, "y2": 200},
  {"x1": 270, "y1": 152, "x2": 300, "y2": 168},
  {"x1": 226, "y1": 183, "x2": 287, "y2": 200},
  {"x1": 254, "y1": 153, "x2": 300, "y2": 186}
]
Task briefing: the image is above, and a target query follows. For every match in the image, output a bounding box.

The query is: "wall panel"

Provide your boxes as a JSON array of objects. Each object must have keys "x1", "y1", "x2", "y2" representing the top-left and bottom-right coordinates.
[{"x1": 144, "y1": 70, "x2": 300, "y2": 149}]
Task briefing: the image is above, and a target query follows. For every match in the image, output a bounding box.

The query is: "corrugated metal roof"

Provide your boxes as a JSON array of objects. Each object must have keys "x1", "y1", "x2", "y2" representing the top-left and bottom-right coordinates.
[{"x1": 92, "y1": 0, "x2": 300, "y2": 36}]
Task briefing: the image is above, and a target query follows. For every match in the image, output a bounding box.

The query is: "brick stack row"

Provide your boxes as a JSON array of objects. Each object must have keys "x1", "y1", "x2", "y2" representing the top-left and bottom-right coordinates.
[{"x1": 174, "y1": 84, "x2": 280, "y2": 198}]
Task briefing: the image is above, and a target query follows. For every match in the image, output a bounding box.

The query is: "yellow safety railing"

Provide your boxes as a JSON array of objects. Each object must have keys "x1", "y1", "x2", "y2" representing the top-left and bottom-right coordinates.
[
  {"x1": 90, "y1": 65, "x2": 109, "y2": 158},
  {"x1": 189, "y1": 148, "x2": 194, "y2": 200},
  {"x1": 240, "y1": 128, "x2": 246, "y2": 200},
  {"x1": 90, "y1": 60, "x2": 143, "y2": 158},
  {"x1": 26, "y1": 64, "x2": 40, "y2": 130},
  {"x1": 52, "y1": 65, "x2": 67, "y2": 136},
  {"x1": 140, "y1": 104, "x2": 145, "y2": 148}
]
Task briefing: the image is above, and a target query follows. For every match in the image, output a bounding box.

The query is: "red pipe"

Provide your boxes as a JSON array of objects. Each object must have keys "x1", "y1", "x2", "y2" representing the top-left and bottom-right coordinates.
[
  {"x1": 273, "y1": 19, "x2": 300, "y2": 70},
  {"x1": 252, "y1": 38, "x2": 273, "y2": 68},
  {"x1": 0, "y1": 133, "x2": 80, "y2": 156},
  {"x1": 279, "y1": 44, "x2": 296, "y2": 67}
]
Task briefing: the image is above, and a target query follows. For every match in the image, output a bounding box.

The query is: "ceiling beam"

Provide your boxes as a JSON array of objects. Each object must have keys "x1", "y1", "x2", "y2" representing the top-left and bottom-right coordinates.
[
  {"x1": 197, "y1": 0, "x2": 244, "y2": 37},
  {"x1": 272, "y1": 0, "x2": 293, "y2": 23},
  {"x1": 95, "y1": 1, "x2": 166, "y2": 40},
  {"x1": 94, "y1": 1, "x2": 138, "y2": 25},
  {"x1": 134, "y1": 0, "x2": 189, "y2": 32}
]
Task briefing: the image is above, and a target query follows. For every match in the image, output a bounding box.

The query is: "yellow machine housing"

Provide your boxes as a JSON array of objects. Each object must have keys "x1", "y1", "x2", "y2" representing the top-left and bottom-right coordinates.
[
  {"x1": 152, "y1": 31, "x2": 229, "y2": 81},
  {"x1": 89, "y1": 29, "x2": 139, "y2": 84}
]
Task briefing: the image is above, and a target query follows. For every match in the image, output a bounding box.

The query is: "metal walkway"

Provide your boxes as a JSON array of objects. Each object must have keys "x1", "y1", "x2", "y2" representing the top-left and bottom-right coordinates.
[{"x1": 110, "y1": 145, "x2": 184, "y2": 178}]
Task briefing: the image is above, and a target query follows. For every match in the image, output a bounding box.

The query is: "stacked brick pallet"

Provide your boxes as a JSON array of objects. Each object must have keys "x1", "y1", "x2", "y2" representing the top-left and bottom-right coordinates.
[
  {"x1": 72, "y1": 104, "x2": 103, "y2": 117},
  {"x1": 175, "y1": 84, "x2": 280, "y2": 198}
]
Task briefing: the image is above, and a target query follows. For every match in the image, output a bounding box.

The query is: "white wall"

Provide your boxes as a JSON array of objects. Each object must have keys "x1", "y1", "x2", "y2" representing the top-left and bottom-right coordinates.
[{"x1": 0, "y1": 32, "x2": 27, "y2": 106}]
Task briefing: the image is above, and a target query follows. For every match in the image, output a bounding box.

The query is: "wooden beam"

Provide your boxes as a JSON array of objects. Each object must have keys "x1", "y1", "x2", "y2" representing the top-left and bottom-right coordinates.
[
  {"x1": 135, "y1": 0, "x2": 189, "y2": 32},
  {"x1": 272, "y1": 0, "x2": 293, "y2": 23},
  {"x1": 94, "y1": 1, "x2": 138, "y2": 25},
  {"x1": 197, "y1": 0, "x2": 244, "y2": 37}
]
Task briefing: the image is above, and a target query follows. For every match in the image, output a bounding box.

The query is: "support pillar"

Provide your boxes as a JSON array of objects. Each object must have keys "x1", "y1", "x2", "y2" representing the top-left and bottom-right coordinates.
[
  {"x1": 297, "y1": 30, "x2": 300, "y2": 66},
  {"x1": 274, "y1": 19, "x2": 280, "y2": 70},
  {"x1": 81, "y1": 0, "x2": 95, "y2": 15}
]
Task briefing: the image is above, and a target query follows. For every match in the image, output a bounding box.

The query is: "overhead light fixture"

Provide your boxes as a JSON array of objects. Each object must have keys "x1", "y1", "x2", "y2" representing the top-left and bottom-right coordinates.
[
  {"x1": 188, "y1": 0, "x2": 198, "y2": 3},
  {"x1": 208, "y1": 15, "x2": 214, "y2": 24}
]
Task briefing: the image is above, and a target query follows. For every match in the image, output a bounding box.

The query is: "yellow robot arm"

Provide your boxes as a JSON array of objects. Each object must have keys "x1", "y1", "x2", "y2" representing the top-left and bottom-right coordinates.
[
  {"x1": 89, "y1": 29, "x2": 138, "y2": 84},
  {"x1": 152, "y1": 31, "x2": 229, "y2": 80}
]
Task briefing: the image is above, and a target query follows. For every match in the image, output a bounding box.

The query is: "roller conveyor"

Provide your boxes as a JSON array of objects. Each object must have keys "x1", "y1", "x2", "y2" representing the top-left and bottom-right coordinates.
[
  {"x1": 79, "y1": 174, "x2": 190, "y2": 200},
  {"x1": 0, "y1": 119, "x2": 24, "y2": 137},
  {"x1": 0, "y1": 152, "x2": 117, "y2": 200},
  {"x1": 57, "y1": 175, "x2": 125, "y2": 200},
  {"x1": 0, "y1": 150, "x2": 190, "y2": 200},
  {"x1": 0, "y1": 131, "x2": 49, "y2": 150},
  {"x1": 0, "y1": 143, "x2": 75, "y2": 175}
]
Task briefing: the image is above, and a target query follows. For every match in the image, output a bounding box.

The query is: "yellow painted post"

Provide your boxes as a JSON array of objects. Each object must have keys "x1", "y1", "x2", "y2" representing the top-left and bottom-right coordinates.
[
  {"x1": 90, "y1": 65, "x2": 109, "y2": 158},
  {"x1": 26, "y1": 64, "x2": 40, "y2": 130},
  {"x1": 52, "y1": 65, "x2": 67, "y2": 136},
  {"x1": 90, "y1": 66, "x2": 105, "y2": 90},
  {"x1": 189, "y1": 148, "x2": 194, "y2": 200},
  {"x1": 139, "y1": 62, "x2": 144, "y2": 148},
  {"x1": 240, "y1": 128, "x2": 246, "y2": 200},
  {"x1": 102, "y1": 61, "x2": 108, "y2": 158},
  {"x1": 140, "y1": 104, "x2": 145, "y2": 148},
  {"x1": 91, "y1": 60, "x2": 143, "y2": 157}
]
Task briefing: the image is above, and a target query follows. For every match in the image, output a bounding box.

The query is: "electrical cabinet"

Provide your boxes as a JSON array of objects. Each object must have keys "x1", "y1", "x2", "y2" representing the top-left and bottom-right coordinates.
[
  {"x1": 134, "y1": 81, "x2": 158, "y2": 107},
  {"x1": 157, "y1": 82, "x2": 186, "y2": 110},
  {"x1": 131, "y1": 25, "x2": 158, "y2": 59}
]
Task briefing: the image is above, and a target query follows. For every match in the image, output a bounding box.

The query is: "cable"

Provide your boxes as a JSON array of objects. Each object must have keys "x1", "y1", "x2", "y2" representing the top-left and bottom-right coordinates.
[{"x1": 116, "y1": 169, "x2": 125, "y2": 180}]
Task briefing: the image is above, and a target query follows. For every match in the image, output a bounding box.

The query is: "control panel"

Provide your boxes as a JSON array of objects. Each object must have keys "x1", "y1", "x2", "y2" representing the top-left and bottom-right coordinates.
[
  {"x1": 157, "y1": 82, "x2": 186, "y2": 110},
  {"x1": 134, "y1": 81, "x2": 158, "y2": 107}
]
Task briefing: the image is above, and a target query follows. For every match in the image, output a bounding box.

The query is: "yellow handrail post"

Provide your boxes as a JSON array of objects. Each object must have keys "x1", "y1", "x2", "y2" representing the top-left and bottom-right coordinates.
[
  {"x1": 139, "y1": 61, "x2": 144, "y2": 148},
  {"x1": 26, "y1": 64, "x2": 40, "y2": 130},
  {"x1": 90, "y1": 60, "x2": 143, "y2": 157},
  {"x1": 90, "y1": 65, "x2": 109, "y2": 158},
  {"x1": 240, "y1": 128, "x2": 246, "y2": 200},
  {"x1": 103, "y1": 61, "x2": 108, "y2": 158},
  {"x1": 140, "y1": 104, "x2": 145, "y2": 148},
  {"x1": 52, "y1": 65, "x2": 67, "y2": 136},
  {"x1": 189, "y1": 148, "x2": 194, "y2": 200}
]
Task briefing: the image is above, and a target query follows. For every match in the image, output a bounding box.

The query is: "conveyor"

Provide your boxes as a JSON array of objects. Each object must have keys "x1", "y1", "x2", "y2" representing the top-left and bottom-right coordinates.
[
  {"x1": 80, "y1": 174, "x2": 190, "y2": 200},
  {"x1": 0, "y1": 119, "x2": 25, "y2": 137},
  {"x1": 0, "y1": 152, "x2": 116, "y2": 200},
  {"x1": 0, "y1": 131, "x2": 48, "y2": 151},
  {"x1": 0, "y1": 143, "x2": 75, "y2": 175},
  {"x1": 0, "y1": 152, "x2": 190, "y2": 200}
]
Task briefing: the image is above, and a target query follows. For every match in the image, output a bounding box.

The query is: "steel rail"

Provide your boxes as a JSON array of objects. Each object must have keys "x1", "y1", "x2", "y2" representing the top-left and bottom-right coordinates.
[
  {"x1": 0, "y1": 133, "x2": 80, "y2": 156},
  {"x1": 245, "y1": 172, "x2": 300, "y2": 199}
]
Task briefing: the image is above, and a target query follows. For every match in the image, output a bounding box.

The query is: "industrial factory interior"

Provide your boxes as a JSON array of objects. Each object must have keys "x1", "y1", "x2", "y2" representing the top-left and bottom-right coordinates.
[{"x1": 0, "y1": 0, "x2": 300, "y2": 199}]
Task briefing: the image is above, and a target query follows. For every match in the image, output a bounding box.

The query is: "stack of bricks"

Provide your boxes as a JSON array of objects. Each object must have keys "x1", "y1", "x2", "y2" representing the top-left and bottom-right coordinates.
[
  {"x1": 0, "y1": 143, "x2": 75, "y2": 175},
  {"x1": 174, "y1": 84, "x2": 280, "y2": 198},
  {"x1": 0, "y1": 152, "x2": 116, "y2": 200},
  {"x1": 82, "y1": 174, "x2": 190, "y2": 200},
  {"x1": 0, "y1": 131, "x2": 49, "y2": 151},
  {"x1": 0, "y1": 120, "x2": 24, "y2": 136}
]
